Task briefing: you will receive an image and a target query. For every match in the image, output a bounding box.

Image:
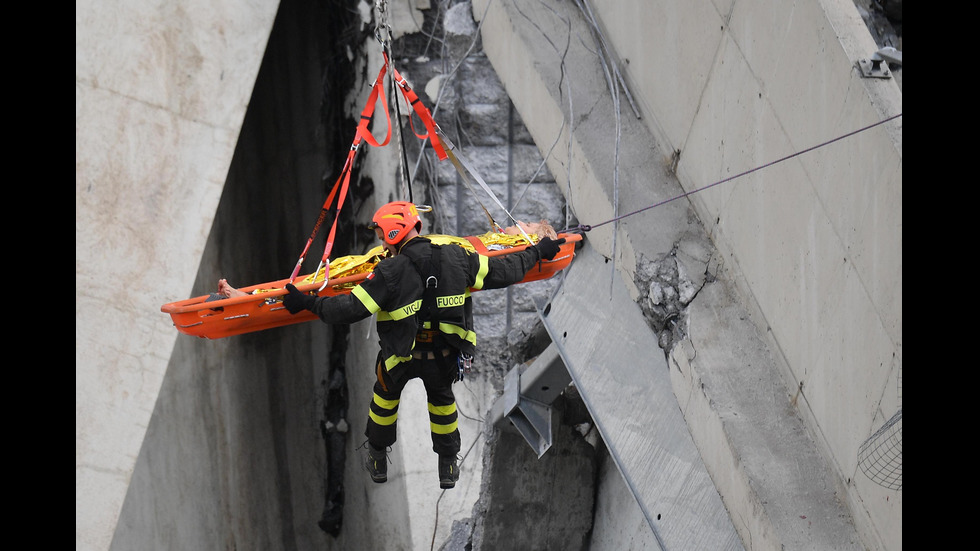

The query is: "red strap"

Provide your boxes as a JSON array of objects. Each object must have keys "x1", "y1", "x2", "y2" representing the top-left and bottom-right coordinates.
[
  {"x1": 356, "y1": 63, "x2": 392, "y2": 148},
  {"x1": 318, "y1": 146, "x2": 357, "y2": 264},
  {"x1": 290, "y1": 55, "x2": 448, "y2": 280},
  {"x1": 290, "y1": 65, "x2": 387, "y2": 280},
  {"x1": 289, "y1": 144, "x2": 357, "y2": 281},
  {"x1": 386, "y1": 53, "x2": 448, "y2": 160}
]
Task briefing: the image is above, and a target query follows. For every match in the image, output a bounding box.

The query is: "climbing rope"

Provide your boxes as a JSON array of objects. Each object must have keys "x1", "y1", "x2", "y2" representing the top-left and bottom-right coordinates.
[{"x1": 560, "y1": 113, "x2": 903, "y2": 235}]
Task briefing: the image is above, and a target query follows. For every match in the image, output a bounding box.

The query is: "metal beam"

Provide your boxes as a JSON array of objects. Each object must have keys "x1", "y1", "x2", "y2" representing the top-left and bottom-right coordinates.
[{"x1": 489, "y1": 343, "x2": 572, "y2": 458}]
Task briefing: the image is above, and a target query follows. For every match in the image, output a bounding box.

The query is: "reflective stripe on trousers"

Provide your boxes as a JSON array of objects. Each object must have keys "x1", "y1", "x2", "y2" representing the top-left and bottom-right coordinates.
[{"x1": 365, "y1": 351, "x2": 461, "y2": 456}]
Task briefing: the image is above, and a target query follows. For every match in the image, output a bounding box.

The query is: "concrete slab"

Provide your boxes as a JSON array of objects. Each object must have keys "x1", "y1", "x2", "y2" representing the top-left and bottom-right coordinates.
[
  {"x1": 540, "y1": 240, "x2": 743, "y2": 551},
  {"x1": 76, "y1": 0, "x2": 280, "y2": 547},
  {"x1": 670, "y1": 275, "x2": 865, "y2": 550}
]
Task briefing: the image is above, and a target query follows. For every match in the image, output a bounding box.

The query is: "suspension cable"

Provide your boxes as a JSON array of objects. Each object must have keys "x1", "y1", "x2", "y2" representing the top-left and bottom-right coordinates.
[
  {"x1": 376, "y1": 0, "x2": 414, "y2": 202},
  {"x1": 566, "y1": 113, "x2": 903, "y2": 233},
  {"x1": 390, "y1": 69, "x2": 414, "y2": 203}
]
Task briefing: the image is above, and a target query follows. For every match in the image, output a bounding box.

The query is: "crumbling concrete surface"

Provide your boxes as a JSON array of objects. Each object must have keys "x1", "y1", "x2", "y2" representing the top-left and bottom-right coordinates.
[
  {"x1": 634, "y1": 230, "x2": 715, "y2": 353},
  {"x1": 469, "y1": 394, "x2": 598, "y2": 551},
  {"x1": 473, "y1": 0, "x2": 876, "y2": 549}
]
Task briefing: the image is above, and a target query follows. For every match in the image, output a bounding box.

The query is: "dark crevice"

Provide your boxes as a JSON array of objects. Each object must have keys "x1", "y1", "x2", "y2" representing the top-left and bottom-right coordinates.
[
  {"x1": 312, "y1": 0, "x2": 369, "y2": 537},
  {"x1": 318, "y1": 325, "x2": 351, "y2": 536}
]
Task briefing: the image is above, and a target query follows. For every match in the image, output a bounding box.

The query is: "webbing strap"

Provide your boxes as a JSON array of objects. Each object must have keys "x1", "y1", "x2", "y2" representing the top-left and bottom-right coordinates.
[
  {"x1": 357, "y1": 63, "x2": 393, "y2": 148},
  {"x1": 385, "y1": 52, "x2": 448, "y2": 160},
  {"x1": 289, "y1": 62, "x2": 390, "y2": 281},
  {"x1": 289, "y1": 55, "x2": 447, "y2": 282}
]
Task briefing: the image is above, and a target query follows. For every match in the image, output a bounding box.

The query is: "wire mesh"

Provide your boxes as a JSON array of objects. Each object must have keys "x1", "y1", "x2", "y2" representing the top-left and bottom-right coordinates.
[{"x1": 857, "y1": 408, "x2": 902, "y2": 490}]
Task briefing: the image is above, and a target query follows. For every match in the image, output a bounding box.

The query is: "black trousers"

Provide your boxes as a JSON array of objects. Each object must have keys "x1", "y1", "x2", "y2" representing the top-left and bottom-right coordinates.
[{"x1": 365, "y1": 350, "x2": 461, "y2": 456}]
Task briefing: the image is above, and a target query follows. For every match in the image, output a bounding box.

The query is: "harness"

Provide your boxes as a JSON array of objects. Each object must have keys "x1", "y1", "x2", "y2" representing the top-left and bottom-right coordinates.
[
  {"x1": 403, "y1": 243, "x2": 444, "y2": 347},
  {"x1": 401, "y1": 242, "x2": 472, "y2": 379}
]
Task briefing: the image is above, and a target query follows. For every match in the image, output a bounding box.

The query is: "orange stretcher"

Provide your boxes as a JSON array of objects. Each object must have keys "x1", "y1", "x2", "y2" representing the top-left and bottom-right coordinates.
[{"x1": 162, "y1": 232, "x2": 581, "y2": 339}]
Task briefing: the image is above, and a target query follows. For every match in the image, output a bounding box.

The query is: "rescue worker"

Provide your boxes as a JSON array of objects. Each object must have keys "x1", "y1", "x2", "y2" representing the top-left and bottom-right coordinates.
[{"x1": 282, "y1": 201, "x2": 565, "y2": 489}]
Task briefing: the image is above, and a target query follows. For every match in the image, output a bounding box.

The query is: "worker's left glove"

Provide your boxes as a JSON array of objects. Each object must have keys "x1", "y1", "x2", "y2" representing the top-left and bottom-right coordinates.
[
  {"x1": 534, "y1": 237, "x2": 566, "y2": 261},
  {"x1": 283, "y1": 283, "x2": 316, "y2": 314}
]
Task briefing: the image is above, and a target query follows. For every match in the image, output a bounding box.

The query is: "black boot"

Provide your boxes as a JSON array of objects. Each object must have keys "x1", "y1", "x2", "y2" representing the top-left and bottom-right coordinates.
[
  {"x1": 438, "y1": 455, "x2": 460, "y2": 489},
  {"x1": 366, "y1": 444, "x2": 388, "y2": 483}
]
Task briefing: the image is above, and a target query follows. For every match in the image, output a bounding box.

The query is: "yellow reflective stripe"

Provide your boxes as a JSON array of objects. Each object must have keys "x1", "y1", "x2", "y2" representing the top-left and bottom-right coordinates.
[
  {"x1": 428, "y1": 402, "x2": 456, "y2": 416},
  {"x1": 430, "y1": 419, "x2": 458, "y2": 434},
  {"x1": 370, "y1": 410, "x2": 397, "y2": 426},
  {"x1": 393, "y1": 300, "x2": 422, "y2": 320},
  {"x1": 436, "y1": 294, "x2": 466, "y2": 308},
  {"x1": 352, "y1": 286, "x2": 380, "y2": 313},
  {"x1": 376, "y1": 300, "x2": 422, "y2": 322},
  {"x1": 439, "y1": 322, "x2": 477, "y2": 346},
  {"x1": 374, "y1": 394, "x2": 400, "y2": 410},
  {"x1": 472, "y1": 254, "x2": 489, "y2": 290},
  {"x1": 384, "y1": 354, "x2": 412, "y2": 370}
]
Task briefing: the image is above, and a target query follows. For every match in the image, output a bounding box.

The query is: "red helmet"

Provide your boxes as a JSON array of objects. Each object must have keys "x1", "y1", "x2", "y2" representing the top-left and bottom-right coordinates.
[{"x1": 370, "y1": 201, "x2": 422, "y2": 245}]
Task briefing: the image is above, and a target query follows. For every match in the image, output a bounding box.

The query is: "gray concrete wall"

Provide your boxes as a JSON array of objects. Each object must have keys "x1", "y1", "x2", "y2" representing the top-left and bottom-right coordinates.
[
  {"x1": 589, "y1": 1, "x2": 902, "y2": 549},
  {"x1": 76, "y1": 0, "x2": 279, "y2": 548},
  {"x1": 472, "y1": 397, "x2": 597, "y2": 551},
  {"x1": 472, "y1": 0, "x2": 901, "y2": 549},
  {"x1": 107, "y1": 0, "x2": 346, "y2": 548}
]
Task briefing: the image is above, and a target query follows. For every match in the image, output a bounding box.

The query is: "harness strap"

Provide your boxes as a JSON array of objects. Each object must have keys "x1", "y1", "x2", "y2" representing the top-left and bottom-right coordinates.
[
  {"x1": 405, "y1": 244, "x2": 443, "y2": 325},
  {"x1": 357, "y1": 63, "x2": 393, "y2": 148}
]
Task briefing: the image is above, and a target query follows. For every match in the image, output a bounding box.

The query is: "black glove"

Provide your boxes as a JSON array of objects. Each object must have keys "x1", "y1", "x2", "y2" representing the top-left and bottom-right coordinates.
[
  {"x1": 534, "y1": 237, "x2": 566, "y2": 260},
  {"x1": 283, "y1": 283, "x2": 316, "y2": 314}
]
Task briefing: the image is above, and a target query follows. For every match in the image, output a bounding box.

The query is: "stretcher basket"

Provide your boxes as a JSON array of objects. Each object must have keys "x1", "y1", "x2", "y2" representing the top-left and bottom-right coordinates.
[{"x1": 162, "y1": 233, "x2": 581, "y2": 339}]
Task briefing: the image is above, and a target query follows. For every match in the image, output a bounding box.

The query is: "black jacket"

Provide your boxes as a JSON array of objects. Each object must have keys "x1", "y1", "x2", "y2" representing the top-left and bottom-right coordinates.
[{"x1": 309, "y1": 236, "x2": 542, "y2": 370}]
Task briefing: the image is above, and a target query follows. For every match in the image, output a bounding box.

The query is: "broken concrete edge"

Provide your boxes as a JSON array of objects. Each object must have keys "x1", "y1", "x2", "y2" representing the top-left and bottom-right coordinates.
[
  {"x1": 471, "y1": 1, "x2": 871, "y2": 549},
  {"x1": 467, "y1": 388, "x2": 600, "y2": 551}
]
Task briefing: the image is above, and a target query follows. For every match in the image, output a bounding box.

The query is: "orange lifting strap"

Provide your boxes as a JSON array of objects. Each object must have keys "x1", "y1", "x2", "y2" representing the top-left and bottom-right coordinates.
[
  {"x1": 161, "y1": 52, "x2": 581, "y2": 339},
  {"x1": 162, "y1": 233, "x2": 581, "y2": 339},
  {"x1": 289, "y1": 51, "x2": 447, "y2": 283}
]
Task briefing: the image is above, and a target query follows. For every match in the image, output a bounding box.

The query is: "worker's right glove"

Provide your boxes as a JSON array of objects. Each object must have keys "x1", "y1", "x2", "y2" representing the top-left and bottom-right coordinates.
[
  {"x1": 535, "y1": 237, "x2": 566, "y2": 260},
  {"x1": 283, "y1": 283, "x2": 316, "y2": 314}
]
